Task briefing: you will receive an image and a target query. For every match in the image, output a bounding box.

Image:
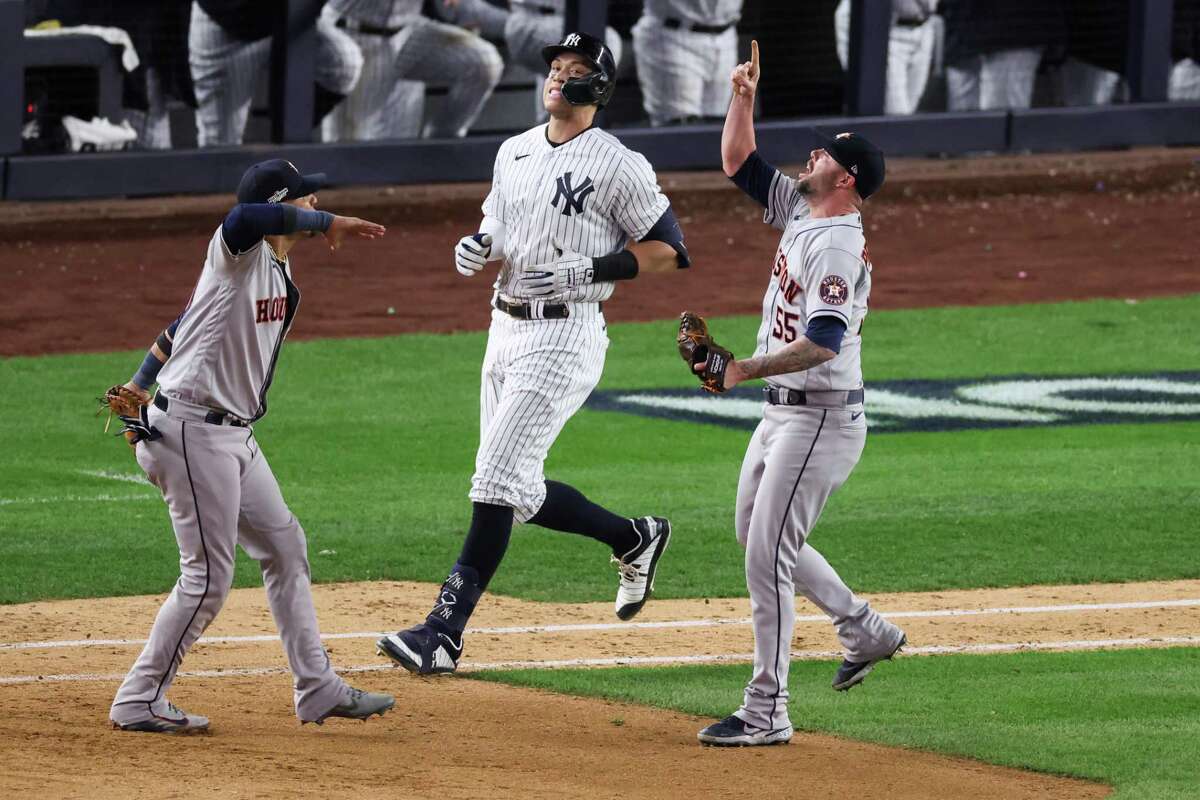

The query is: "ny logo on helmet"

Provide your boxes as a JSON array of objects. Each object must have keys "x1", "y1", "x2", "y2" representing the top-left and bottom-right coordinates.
[
  {"x1": 551, "y1": 172, "x2": 596, "y2": 216},
  {"x1": 564, "y1": 33, "x2": 582, "y2": 47}
]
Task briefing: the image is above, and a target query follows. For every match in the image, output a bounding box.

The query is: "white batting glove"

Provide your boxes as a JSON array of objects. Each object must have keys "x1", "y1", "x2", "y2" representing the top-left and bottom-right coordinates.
[
  {"x1": 516, "y1": 252, "x2": 594, "y2": 297},
  {"x1": 455, "y1": 233, "x2": 492, "y2": 277}
]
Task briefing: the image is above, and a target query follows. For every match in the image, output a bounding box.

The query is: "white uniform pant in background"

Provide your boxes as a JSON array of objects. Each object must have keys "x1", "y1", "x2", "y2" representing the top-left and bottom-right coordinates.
[
  {"x1": 189, "y1": 2, "x2": 362, "y2": 146},
  {"x1": 1170, "y1": 58, "x2": 1200, "y2": 101},
  {"x1": 632, "y1": 16, "x2": 737, "y2": 125},
  {"x1": 946, "y1": 47, "x2": 1043, "y2": 111},
  {"x1": 834, "y1": 0, "x2": 940, "y2": 116},
  {"x1": 321, "y1": 8, "x2": 504, "y2": 140},
  {"x1": 110, "y1": 406, "x2": 348, "y2": 724},
  {"x1": 470, "y1": 306, "x2": 608, "y2": 522},
  {"x1": 734, "y1": 403, "x2": 902, "y2": 733}
]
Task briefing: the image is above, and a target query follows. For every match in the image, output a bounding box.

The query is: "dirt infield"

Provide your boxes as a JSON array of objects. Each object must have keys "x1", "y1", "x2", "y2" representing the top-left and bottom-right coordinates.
[
  {"x1": 2, "y1": 147, "x2": 1199, "y2": 357},
  {"x1": 8, "y1": 579, "x2": 1199, "y2": 799}
]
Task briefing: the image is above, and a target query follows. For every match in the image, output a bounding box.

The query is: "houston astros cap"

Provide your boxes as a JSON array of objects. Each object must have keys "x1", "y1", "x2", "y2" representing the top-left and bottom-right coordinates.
[
  {"x1": 236, "y1": 158, "x2": 325, "y2": 205},
  {"x1": 812, "y1": 129, "x2": 885, "y2": 200}
]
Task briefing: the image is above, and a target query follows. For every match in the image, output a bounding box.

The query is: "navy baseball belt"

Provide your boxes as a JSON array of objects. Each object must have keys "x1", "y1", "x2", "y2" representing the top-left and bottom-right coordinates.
[
  {"x1": 154, "y1": 393, "x2": 249, "y2": 428},
  {"x1": 494, "y1": 297, "x2": 602, "y2": 320},
  {"x1": 663, "y1": 17, "x2": 737, "y2": 34},
  {"x1": 335, "y1": 17, "x2": 405, "y2": 36},
  {"x1": 512, "y1": 2, "x2": 557, "y2": 15},
  {"x1": 764, "y1": 386, "x2": 865, "y2": 408}
]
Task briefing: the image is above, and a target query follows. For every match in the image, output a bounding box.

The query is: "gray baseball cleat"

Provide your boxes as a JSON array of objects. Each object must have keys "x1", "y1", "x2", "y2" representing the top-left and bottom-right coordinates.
[
  {"x1": 612, "y1": 516, "x2": 671, "y2": 621},
  {"x1": 833, "y1": 632, "x2": 907, "y2": 691},
  {"x1": 697, "y1": 715, "x2": 793, "y2": 747},
  {"x1": 306, "y1": 687, "x2": 395, "y2": 725},
  {"x1": 112, "y1": 701, "x2": 209, "y2": 734}
]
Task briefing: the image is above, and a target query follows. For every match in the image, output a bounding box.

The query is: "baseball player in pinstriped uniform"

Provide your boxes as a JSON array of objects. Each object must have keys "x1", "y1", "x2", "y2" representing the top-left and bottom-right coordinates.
[
  {"x1": 189, "y1": 1, "x2": 364, "y2": 147},
  {"x1": 632, "y1": 0, "x2": 742, "y2": 126},
  {"x1": 108, "y1": 160, "x2": 394, "y2": 733},
  {"x1": 504, "y1": 1, "x2": 623, "y2": 75},
  {"x1": 377, "y1": 31, "x2": 689, "y2": 675},
  {"x1": 319, "y1": 0, "x2": 504, "y2": 140},
  {"x1": 695, "y1": 43, "x2": 905, "y2": 747}
]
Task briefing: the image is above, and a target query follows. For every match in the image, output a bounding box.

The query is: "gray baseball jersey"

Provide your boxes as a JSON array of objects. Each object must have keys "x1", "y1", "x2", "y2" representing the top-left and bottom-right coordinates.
[
  {"x1": 753, "y1": 171, "x2": 870, "y2": 394},
  {"x1": 320, "y1": 0, "x2": 503, "y2": 139},
  {"x1": 470, "y1": 124, "x2": 673, "y2": 521},
  {"x1": 633, "y1": 0, "x2": 742, "y2": 125},
  {"x1": 727, "y1": 159, "x2": 903, "y2": 735},
  {"x1": 110, "y1": 223, "x2": 353, "y2": 727}
]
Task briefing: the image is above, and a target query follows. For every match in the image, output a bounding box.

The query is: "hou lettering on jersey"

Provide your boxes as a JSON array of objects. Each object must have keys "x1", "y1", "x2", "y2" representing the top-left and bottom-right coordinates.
[{"x1": 255, "y1": 295, "x2": 289, "y2": 323}]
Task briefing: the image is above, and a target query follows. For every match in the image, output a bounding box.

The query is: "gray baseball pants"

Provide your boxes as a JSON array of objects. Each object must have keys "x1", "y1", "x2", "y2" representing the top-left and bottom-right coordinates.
[
  {"x1": 733, "y1": 401, "x2": 902, "y2": 733},
  {"x1": 109, "y1": 404, "x2": 349, "y2": 725}
]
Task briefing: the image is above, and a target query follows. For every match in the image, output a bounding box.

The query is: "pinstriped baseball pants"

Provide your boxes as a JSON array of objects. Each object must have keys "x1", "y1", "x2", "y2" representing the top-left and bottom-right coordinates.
[
  {"x1": 631, "y1": 16, "x2": 736, "y2": 126},
  {"x1": 470, "y1": 306, "x2": 608, "y2": 523},
  {"x1": 320, "y1": 8, "x2": 503, "y2": 141},
  {"x1": 734, "y1": 403, "x2": 903, "y2": 732},
  {"x1": 189, "y1": 2, "x2": 363, "y2": 146}
]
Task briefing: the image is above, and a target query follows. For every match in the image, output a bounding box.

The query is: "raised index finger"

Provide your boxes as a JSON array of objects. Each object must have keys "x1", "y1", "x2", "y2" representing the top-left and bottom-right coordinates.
[{"x1": 750, "y1": 39, "x2": 759, "y2": 72}]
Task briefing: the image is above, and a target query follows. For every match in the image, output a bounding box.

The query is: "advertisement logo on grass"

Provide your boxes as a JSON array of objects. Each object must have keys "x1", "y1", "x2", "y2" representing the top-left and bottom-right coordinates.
[{"x1": 587, "y1": 372, "x2": 1200, "y2": 433}]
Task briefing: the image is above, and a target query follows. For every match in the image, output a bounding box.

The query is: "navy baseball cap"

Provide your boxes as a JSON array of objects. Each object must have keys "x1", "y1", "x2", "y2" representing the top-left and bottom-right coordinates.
[
  {"x1": 813, "y1": 130, "x2": 885, "y2": 200},
  {"x1": 236, "y1": 158, "x2": 325, "y2": 204}
]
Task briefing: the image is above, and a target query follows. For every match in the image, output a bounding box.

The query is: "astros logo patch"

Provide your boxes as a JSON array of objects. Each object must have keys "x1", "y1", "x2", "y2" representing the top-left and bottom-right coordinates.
[{"x1": 819, "y1": 275, "x2": 849, "y2": 305}]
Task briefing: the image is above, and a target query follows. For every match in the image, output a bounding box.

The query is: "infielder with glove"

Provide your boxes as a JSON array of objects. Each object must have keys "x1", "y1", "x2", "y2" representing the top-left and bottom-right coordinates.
[
  {"x1": 378, "y1": 31, "x2": 689, "y2": 676},
  {"x1": 104, "y1": 159, "x2": 395, "y2": 733},
  {"x1": 691, "y1": 42, "x2": 906, "y2": 747}
]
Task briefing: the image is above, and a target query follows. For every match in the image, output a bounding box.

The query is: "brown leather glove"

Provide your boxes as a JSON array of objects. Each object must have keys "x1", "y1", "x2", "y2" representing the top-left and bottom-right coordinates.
[
  {"x1": 677, "y1": 311, "x2": 735, "y2": 394},
  {"x1": 97, "y1": 383, "x2": 159, "y2": 446}
]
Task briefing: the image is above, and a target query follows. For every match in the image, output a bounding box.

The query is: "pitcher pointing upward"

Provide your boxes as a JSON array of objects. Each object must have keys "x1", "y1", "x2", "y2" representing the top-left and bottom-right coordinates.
[
  {"x1": 378, "y1": 31, "x2": 691, "y2": 676},
  {"x1": 693, "y1": 41, "x2": 906, "y2": 747}
]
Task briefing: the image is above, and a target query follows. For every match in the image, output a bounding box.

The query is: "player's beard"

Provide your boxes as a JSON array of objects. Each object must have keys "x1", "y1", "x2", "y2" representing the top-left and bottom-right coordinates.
[{"x1": 796, "y1": 177, "x2": 813, "y2": 195}]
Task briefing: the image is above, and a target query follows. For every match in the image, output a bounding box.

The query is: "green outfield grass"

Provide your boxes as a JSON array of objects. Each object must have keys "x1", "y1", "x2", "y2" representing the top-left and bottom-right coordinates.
[
  {"x1": 477, "y1": 647, "x2": 1200, "y2": 800},
  {"x1": 0, "y1": 295, "x2": 1197, "y2": 604}
]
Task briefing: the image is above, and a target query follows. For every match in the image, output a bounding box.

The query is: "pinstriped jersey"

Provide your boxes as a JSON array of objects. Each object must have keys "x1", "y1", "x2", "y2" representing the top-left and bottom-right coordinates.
[
  {"x1": 326, "y1": 0, "x2": 423, "y2": 28},
  {"x1": 643, "y1": 0, "x2": 743, "y2": 25},
  {"x1": 754, "y1": 170, "x2": 870, "y2": 393},
  {"x1": 483, "y1": 124, "x2": 670, "y2": 304},
  {"x1": 156, "y1": 227, "x2": 300, "y2": 422}
]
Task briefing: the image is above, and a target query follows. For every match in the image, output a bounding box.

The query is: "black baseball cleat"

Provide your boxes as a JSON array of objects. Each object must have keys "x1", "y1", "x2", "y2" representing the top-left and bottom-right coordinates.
[
  {"x1": 832, "y1": 632, "x2": 907, "y2": 691},
  {"x1": 697, "y1": 715, "x2": 793, "y2": 747},
  {"x1": 377, "y1": 623, "x2": 463, "y2": 675},
  {"x1": 612, "y1": 516, "x2": 672, "y2": 621}
]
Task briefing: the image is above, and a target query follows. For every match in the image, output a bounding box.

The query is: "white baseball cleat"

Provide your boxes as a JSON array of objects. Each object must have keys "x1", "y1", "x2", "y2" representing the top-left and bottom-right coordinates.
[{"x1": 612, "y1": 516, "x2": 671, "y2": 621}]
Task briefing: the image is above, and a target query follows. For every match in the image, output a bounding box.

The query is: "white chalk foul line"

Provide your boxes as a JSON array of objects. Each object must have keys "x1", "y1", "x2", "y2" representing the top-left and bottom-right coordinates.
[
  {"x1": 0, "y1": 493, "x2": 158, "y2": 507},
  {"x1": 3, "y1": 597, "x2": 1199, "y2": 652},
  {"x1": 2, "y1": 635, "x2": 1199, "y2": 686}
]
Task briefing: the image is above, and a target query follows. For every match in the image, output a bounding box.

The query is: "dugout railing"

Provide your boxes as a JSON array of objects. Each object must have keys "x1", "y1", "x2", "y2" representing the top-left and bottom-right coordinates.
[{"x1": 0, "y1": 0, "x2": 1197, "y2": 201}]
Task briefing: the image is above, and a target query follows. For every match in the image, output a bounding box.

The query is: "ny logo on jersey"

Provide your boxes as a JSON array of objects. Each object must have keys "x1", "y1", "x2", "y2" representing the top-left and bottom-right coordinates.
[{"x1": 551, "y1": 171, "x2": 596, "y2": 217}]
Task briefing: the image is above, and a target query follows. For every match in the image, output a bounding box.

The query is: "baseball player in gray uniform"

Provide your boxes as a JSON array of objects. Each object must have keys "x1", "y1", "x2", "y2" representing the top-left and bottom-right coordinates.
[
  {"x1": 377, "y1": 32, "x2": 689, "y2": 676},
  {"x1": 694, "y1": 43, "x2": 905, "y2": 747},
  {"x1": 189, "y1": 1, "x2": 364, "y2": 147},
  {"x1": 632, "y1": 0, "x2": 742, "y2": 126},
  {"x1": 108, "y1": 159, "x2": 394, "y2": 733},
  {"x1": 319, "y1": 0, "x2": 504, "y2": 140}
]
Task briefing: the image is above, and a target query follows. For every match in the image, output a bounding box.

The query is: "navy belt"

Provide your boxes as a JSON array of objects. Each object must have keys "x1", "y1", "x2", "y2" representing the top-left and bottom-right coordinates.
[
  {"x1": 895, "y1": 16, "x2": 929, "y2": 27},
  {"x1": 663, "y1": 17, "x2": 736, "y2": 34},
  {"x1": 513, "y1": 2, "x2": 557, "y2": 15},
  {"x1": 154, "y1": 393, "x2": 249, "y2": 427},
  {"x1": 336, "y1": 17, "x2": 405, "y2": 36},
  {"x1": 764, "y1": 387, "x2": 864, "y2": 407}
]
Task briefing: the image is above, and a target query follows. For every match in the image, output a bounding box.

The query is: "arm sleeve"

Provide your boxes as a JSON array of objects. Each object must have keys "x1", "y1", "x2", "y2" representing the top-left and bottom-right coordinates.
[
  {"x1": 638, "y1": 204, "x2": 690, "y2": 268},
  {"x1": 614, "y1": 152, "x2": 671, "y2": 241},
  {"x1": 221, "y1": 203, "x2": 333, "y2": 255},
  {"x1": 803, "y1": 315, "x2": 847, "y2": 353},
  {"x1": 802, "y1": 247, "x2": 863, "y2": 326},
  {"x1": 729, "y1": 150, "x2": 777, "y2": 209}
]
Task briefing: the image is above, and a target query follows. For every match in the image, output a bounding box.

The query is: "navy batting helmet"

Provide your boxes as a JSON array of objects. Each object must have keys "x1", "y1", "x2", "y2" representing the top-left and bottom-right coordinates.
[{"x1": 542, "y1": 32, "x2": 617, "y2": 108}]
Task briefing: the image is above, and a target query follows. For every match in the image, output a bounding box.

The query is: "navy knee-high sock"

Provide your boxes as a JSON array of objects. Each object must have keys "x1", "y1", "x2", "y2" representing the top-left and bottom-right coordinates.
[
  {"x1": 528, "y1": 480, "x2": 641, "y2": 556},
  {"x1": 455, "y1": 502, "x2": 513, "y2": 590}
]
